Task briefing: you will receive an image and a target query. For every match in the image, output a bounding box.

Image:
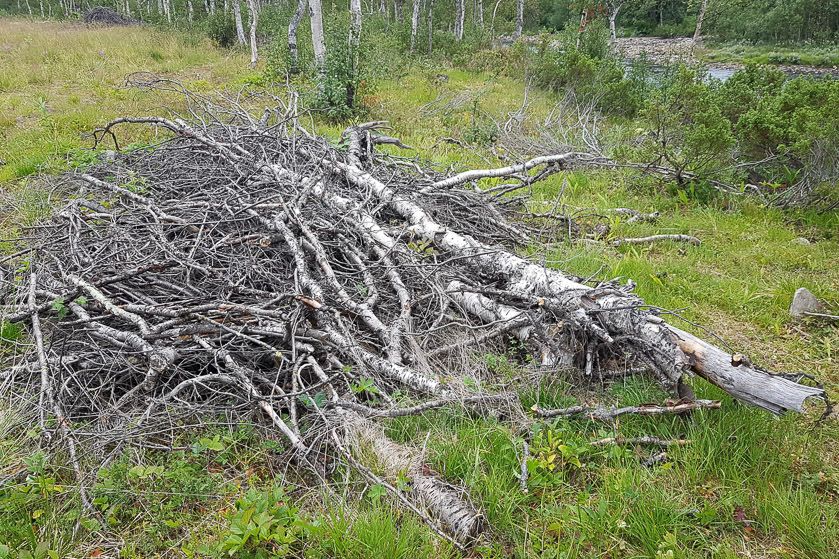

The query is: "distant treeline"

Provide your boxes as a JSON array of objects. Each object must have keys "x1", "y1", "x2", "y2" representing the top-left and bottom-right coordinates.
[
  {"x1": 539, "y1": 1, "x2": 839, "y2": 43},
  {"x1": 1, "y1": 0, "x2": 837, "y2": 43}
]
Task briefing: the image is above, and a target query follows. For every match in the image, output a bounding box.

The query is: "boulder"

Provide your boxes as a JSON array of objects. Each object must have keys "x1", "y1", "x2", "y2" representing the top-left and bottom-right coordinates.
[{"x1": 789, "y1": 287, "x2": 822, "y2": 319}]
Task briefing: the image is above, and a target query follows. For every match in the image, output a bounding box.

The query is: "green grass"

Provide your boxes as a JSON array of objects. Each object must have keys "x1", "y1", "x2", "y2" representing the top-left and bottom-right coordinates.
[
  {"x1": 1, "y1": 18, "x2": 838, "y2": 559},
  {"x1": 702, "y1": 42, "x2": 839, "y2": 68}
]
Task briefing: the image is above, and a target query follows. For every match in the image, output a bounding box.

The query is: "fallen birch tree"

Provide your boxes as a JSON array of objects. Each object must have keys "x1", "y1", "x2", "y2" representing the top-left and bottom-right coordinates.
[{"x1": 0, "y1": 85, "x2": 826, "y2": 548}]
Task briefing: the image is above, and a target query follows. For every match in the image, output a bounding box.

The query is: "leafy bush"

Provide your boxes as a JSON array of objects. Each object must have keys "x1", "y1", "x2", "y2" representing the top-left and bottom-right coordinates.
[
  {"x1": 215, "y1": 487, "x2": 308, "y2": 558},
  {"x1": 527, "y1": 25, "x2": 648, "y2": 117},
  {"x1": 205, "y1": 10, "x2": 237, "y2": 49},
  {"x1": 638, "y1": 65, "x2": 735, "y2": 188}
]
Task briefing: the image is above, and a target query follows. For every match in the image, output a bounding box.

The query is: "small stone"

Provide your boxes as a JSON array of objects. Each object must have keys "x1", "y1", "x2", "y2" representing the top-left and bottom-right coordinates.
[
  {"x1": 791, "y1": 237, "x2": 810, "y2": 246},
  {"x1": 789, "y1": 287, "x2": 822, "y2": 319}
]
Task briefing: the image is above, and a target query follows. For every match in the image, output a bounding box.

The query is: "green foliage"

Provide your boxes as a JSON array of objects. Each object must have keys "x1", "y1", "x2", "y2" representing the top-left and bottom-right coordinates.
[
  {"x1": 639, "y1": 65, "x2": 735, "y2": 187},
  {"x1": 526, "y1": 25, "x2": 649, "y2": 117},
  {"x1": 0, "y1": 322, "x2": 23, "y2": 346},
  {"x1": 214, "y1": 487, "x2": 307, "y2": 558},
  {"x1": 526, "y1": 427, "x2": 589, "y2": 487},
  {"x1": 205, "y1": 10, "x2": 238, "y2": 49}
]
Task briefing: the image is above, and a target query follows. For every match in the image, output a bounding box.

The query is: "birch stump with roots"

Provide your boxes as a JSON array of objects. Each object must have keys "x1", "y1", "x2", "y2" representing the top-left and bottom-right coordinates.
[{"x1": 1, "y1": 84, "x2": 826, "y2": 548}]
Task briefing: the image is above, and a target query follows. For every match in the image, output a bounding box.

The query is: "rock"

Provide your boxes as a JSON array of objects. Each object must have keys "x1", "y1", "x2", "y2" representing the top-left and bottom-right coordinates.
[
  {"x1": 791, "y1": 237, "x2": 810, "y2": 246},
  {"x1": 789, "y1": 287, "x2": 822, "y2": 319}
]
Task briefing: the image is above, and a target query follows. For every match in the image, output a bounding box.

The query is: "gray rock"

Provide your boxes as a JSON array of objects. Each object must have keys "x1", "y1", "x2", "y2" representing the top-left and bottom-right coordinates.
[
  {"x1": 789, "y1": 287, "x2": 822, "y2": 319},
  {"x1": 791, "y1": 237, "x2": 811, "y2": 246}
]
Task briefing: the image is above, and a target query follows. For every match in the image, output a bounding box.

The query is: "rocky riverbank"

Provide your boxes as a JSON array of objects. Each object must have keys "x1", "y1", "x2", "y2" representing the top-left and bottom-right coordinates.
[{"x1": 616, "y1": 37, "x2": 839, "y2": 79}]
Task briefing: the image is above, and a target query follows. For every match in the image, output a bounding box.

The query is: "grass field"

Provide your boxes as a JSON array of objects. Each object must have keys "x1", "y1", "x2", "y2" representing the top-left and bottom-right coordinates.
[
  {"x1": 702, "y1": 42, "x2": 839, "y2": 68},
  {"x1": 1, "y1": 18, "x2": 838, "y2": 559}
]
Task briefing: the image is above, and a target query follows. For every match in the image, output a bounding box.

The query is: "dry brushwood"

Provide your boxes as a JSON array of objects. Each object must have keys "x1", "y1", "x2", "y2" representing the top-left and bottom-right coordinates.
[{"x1": 0, "y1": 84, "x2": 827, "y2": 547}]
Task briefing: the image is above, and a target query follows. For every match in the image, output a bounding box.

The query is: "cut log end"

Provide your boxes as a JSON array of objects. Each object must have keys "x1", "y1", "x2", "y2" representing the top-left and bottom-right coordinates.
[{"x1": 670, "y1": 325, "x2": 826, "y2": 414}]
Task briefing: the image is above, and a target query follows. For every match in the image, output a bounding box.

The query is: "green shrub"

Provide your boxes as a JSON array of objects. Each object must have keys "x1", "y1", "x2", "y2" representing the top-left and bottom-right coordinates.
[
  {"x1": 215, "y1": 487, "x2": 308, "y2": 558},
  {"x1": 205, "y1": 10, "x2": 237, "y2": 49},
  {"x1": 639, "y1": 65, "x2": 735, "y2": 188}
]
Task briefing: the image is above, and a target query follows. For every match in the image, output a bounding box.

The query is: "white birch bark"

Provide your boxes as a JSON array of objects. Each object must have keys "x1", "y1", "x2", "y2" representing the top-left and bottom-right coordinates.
[
  {"x1": 234, "y1": 0, "x2": 247, "y2": 45},
  {"x1": 607, "y1": 1, "x2": 622, "y2": 42},
  {"x1": 309, "y1": 0, "x2": 327, "y2": 72},
  {"x1": 455, "y1": 0, "x2": 465, "y2": 41},
  {"x1": 410, "y1": 0, "x2": 421, "y2": 52},
  {"x1": 350, "y1": 0, "x2": 363, "y2": 52},
  {"x1": 288, "y1": 0, "x2": 307, "y2": 72},
  {"x1": 694, "y1": 0, "x2": 709, "y2": 41},
  {"x1": 246, "y1": 0, "x2": 259, "y2": 67},
  {"x1": 427, "y1": 0, "x2": 434, "y2": 53},
  {"x1": 514, "y1": 0, "x2": 523, "y2": 39},
  {"x1": 325, "y1": 158, "x2": 824, "y2": 415}
]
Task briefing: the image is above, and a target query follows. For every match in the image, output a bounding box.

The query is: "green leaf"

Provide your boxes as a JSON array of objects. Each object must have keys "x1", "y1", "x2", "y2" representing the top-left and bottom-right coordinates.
[
  {"x1": 367, "y1": 484, "x2": 387, "y2": 503},
  {"x1": 198, "y1": 435, "x2": 225, "y2": 452}
]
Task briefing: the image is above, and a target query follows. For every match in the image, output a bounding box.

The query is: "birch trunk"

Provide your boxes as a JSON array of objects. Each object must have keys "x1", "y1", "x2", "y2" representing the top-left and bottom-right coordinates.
[
  {"x1": 514, "y1": 0, "x2": 523, "y2": 39},
  {"x1": 694, "y1": 0, "x2": 709, "y2": 41},
  {"x1": 476, "y1": 0, "x2": 483, "y2": 29},
  {"x1": 427, "y1": 0, "x2": 434, "y2": 53},
  {"x1": 288, "y1": 0, "x2": 307, "y2": 72},
  {"x1": 187, "y1": 0, "x2": 194, "y2": 22},
  {"x1": 234, "y1": 0, "x2": 247, "y2": 45},
  {"x1": 309, "y1": 0, "x2": 327, "y2": 73},
  {"x1": 410, "y1": 0, "x2": 421, "y2": 52},
  {"x1": 326, "y1": 158, "x2": 825, "y2": 415},
  {"x1": 608, "y1": 4, "x2": 621, "y2": 42},
  {"x1": 455, "y1": 0, "x2": 465, "y2": 41},
  {"x1": 246, "y1": 0, "x2": 259, "y2": 67},
  {"x1": 350, "y1": 0, "x2": 362, "y2": 52}
]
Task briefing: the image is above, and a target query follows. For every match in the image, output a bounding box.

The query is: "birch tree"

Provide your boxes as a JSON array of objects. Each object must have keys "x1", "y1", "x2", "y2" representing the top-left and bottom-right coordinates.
[
  {"x1": 514, "y1": 0, "x2": 523, "y2": 39},
  {"x1": 606, "y1": 1, "x2": 623, "y2": 42},
  {"x1": 427, "y1": 0, "x2": 434, "y2": 53},
  {"x1": 246, "y1": 0, "x2": 259, "y2": 67},
  {"x1": 234, "y1": 0, "x2": 247, "y2": 46},
  {"x1": 694, "y1": 0, "x2": 709, "y2": 41},
  {"x1": 309, "y1": 0, "x2": 327, "y2": 73},
  {"x1": 455, "y1": 0, "x2": 465, "y2": 41},
  {"x1": 410, "y1": 0, "x2": 421, "y2": 52},
  {"x1": 288, "y1": 0, "x2": 308, "y2": 73}
]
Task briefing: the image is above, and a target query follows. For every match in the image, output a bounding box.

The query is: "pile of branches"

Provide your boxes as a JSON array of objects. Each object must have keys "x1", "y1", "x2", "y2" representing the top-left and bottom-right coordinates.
[
  {"x1": 0, "y1": 85, "x2": 826, "y2": 548},
  {"x1": 83, "y1": 7, "x2": 139, "y2": 27}
]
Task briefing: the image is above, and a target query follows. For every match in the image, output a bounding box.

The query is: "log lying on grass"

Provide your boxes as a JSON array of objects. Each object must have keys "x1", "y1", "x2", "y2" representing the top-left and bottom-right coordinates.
[{"x1": 0, "y1": 84, "x2": 824, "y2": 547}]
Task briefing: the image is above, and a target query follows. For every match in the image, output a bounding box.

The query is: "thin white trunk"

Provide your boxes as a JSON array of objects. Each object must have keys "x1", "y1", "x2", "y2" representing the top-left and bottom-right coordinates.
[
  {"x1": 476, "y1": 0, "x2": 483, "y2": 29},
  {"x1": 309, "y1": 0, "x2": 327, "y2": 72},
  {"x1": 234, "y1": 0, "x2": 247, "y2": 45},
  {"x1": 693, "y1": 0, "x2": 709, "y2": 41},
  {"x1": 514, "y1": 0, "x2": 523, "y2": 38},
  {"x1": 490, "y1": 0, "x2": 502, "y2": 40},
  {"x1": 427, "y1": 0, "x2": 433, "y2": 53},
  {"x1": 608, "y1": 4, "x2": 621, "y2": 42},
  {"x1": 187, "y1": 0, "x2": 194, "y2": 21},
  {"x1": 455, "y1": 0, "x2": 465, "y2": 41},
  {"x1": 410, "y1": 0, "x2": 421, "y2": 52},
  {"x1": 350, "y1": 0, "x2": 362, "y2": 51},
  {"x1": 210, "y1": 0, "x2": 216, "y2": 14},
  {"x1": 288, "y1": 0, "x2": 307, "y2": 72},
  {"x1": 246, "y1": 0, "x2": 259, "y2": 67}
]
